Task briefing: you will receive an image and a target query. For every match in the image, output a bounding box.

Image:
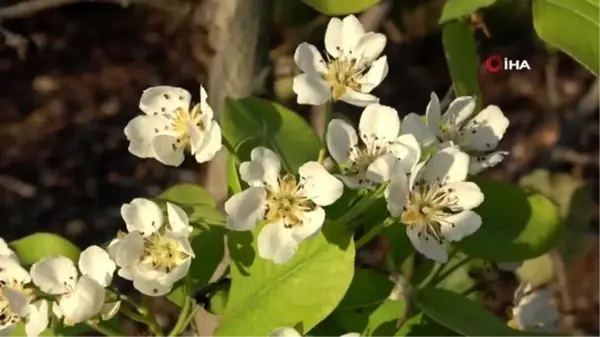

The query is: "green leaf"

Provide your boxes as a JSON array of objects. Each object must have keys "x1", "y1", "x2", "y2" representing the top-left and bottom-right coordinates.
[
  {"x1": 455, "y1": 178, "x2": 563, "y2": 261},
  {"x1": 516, "y1": 253, "x2": 555, "y2": 287},
  {"x1": 533, "y1": 0, "x2": 599, "y2": 76},
  {"x1": 442, "y1": 20, "x2": 483, "y2": 109},
  {"x1": 301, "y1": 0, "x2": 379, "y2": 15},
  {"x1": 439, "y1": 0, "x2": 497, "y2": 23},
  {"x1": 156, "y1": 184, "x2": 224, "y2": 227},
  {"x1": 331, "y1": 300, "x2": 406, "y2": 336},
  {"x1": 11, "y1": 323, "x2": 54, "y2": 336},
  {"x1": 9, "y1": 233, "x2": 80, "y2": 265},
  {"x1": 215, "y1": 223, "x2": 355, "y2": 336},
  {"x1": 227, "y1": 154, "x2": 243, "y2": 196},
  {"x1": 395, "y1": 311, "x2": 460, "y2": 336},
  {"x1": 415, "y1": 288, "x2": 524, "y2": 336},
  {"x1": 337, "y1": 269, "x2": 395, "y2": 310},
  {"x1": 222, "y1": 94, "x2": 321, "y2": 174},
  {"x1": 208, "y1": 287, "x2": 230, "y2": 315}
]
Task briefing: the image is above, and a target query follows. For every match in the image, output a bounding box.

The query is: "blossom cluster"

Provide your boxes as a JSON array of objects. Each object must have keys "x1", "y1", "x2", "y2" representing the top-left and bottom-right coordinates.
[{"x1": 0, "y1": 13, "x2": 552, "y2": 337}]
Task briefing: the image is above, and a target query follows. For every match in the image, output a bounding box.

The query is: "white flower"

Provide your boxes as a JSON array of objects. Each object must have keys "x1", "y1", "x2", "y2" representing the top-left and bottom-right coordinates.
[
  {"x1": 0, "y1": 287, "x2": 48, "y2": 337},
  {"x1": 385, "y1": 146, "x2": 484, "y2": 262},
  {"x1": 124, "y1": 86, "x2": 222, "y2": 166},
  {"x1": 327, "y1": 103, "x2": 421, "y2": 189},
  {"x1": 30, "y1": 246, "x2": 116, "y2": 326},
  {"x1": 225, "y1": 147, "x2": 344, "y2": 264},
  {"x1": 509, "y1": 283, "x2": 558, "y2": 333},
  {"x1": 402, "y1": 93, "x2": 510, "y2": 174},
  {"x1": 270, "y1": 327, "x2": 360, "y2": 337},
  {"x1": 293, "y1": 15, "x2": 388, "y2": 107},
  {"x1": 0, "y1": 239, "x2": 17, "y2": 262},
  {"x1": 110, "y1": 199, "x2": 194, "y2": 296}
]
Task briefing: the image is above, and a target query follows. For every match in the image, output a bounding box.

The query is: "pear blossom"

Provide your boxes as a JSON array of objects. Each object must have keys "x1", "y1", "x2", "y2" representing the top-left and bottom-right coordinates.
[
  {"x1": 0, "y1": 256, "x2": 48, "y2": 337},
  {"x1": 0, "y1": 239, "x2": 17, "y2": 262},
  {"x1": 225, "y1": 147, "x2": 344, "y2": 264},
  {"x1": 385, "y1": 146, "x2": 484, "y2": 262},
  {"x1": 124, "y1": 86, "x2": 222, "y2": 166},
  {"x1": 509, "y1": 283, "x2": 558, "y2": 333},
  {"x1": 402, "y1": 93, "x2": 509, "y2": 174},
  {"x1": 293, "y1": 15, "x2": 388, "y2": 107},
  {"x1": 30, "y1": 246, "x2": 117, "y2": 326},
  {"x1": 110, "y1": 198, "x2": 194, "y2": 296},
  {"x1": 327, "y1": 103, "x2": 421, "y2": 189},
  {"x1": 270, "y1": 326, "x2": 360, "y2": 337}
]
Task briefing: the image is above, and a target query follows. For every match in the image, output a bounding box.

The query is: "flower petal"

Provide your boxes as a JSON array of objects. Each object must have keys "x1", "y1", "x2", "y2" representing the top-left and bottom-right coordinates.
[
  {"x1": 366, "y1": 152, "x2": 397, "y2": 184},
  {"x1": 385, "y1": 174, "x2": 410, "y2": 217},
  {"x1": 3, "y1": 287, "x2": 30, "y2": 316},
  {"x1": 359, "y1": 56, "x2": 388, "y2": 93},
  {"x1": 241, "y1": 147, "x2": 281, "y2": 188},
  {"x1": 224, "y1": 187, "x2": 267, "y2": 231},
  {"x1": 167, "y1": 202, "x2": 192, "y2": 236},
  {"x1": 121, "y1": 198, "x2": 162, "y2": 236},
  {"x1": 30, "y1": 256, "x2": 77, "y2": 295},
  {"x1": 188, "y1": 122, "x2": 205, "y2": 156},
  {"x1": 444, "y1": 181, "x2": 484, "y2": 211},
  {"x1": 298, "y1": 161, "x2": 344, "y2": 206},
  {"x1": 353, "y1": 32, "x2": 386, "y2": 62},
  {"x1": 133, "y1": 275, "x2": 172, "y2": 297},
  {"x1": 341, "y1": 334, "x2": 361, "y2": 337},
  {"x1": 400, "y1": 113, "x2": 437, "y2": 147},
  {"x1": 294, "y1": 43, "x2": 326, "y2": 75},
  {"x1": 342, "y1": 15, "x2": 365, "y2": 53},
  {"x1": 25, "y1": 300, "x2": 49, "y2": 337},
  {"x1": 0, "y1": 238, "x2": 18, "y2": 262},
  {"x1": 390, "y1": 134, "x2": 421, "y2": 174},
  {"x1": 270, "y1": 327, "x2": 302, "y2": 337},
  {"x1": 422, "y1": 146, "x2": 469, "y2": 185},
  {"x1": 339, "y1": 89, "x2": 378, "y2": 107},
  {"x1": 406, "y1": 225, "x2": 448, "y2": 263},
  {"x1": 461, "y1": 105, "x2": 510, "y2": 152},
  {"x1": 469, "y1": 151, "x2": 508, "y2": 174},
  {"x1": 290, "y1": 207, "x2": 326, "y2": 242},
  {"x1": 324, "y1": 17, "x2": 343, "y2": 58},
  {"x1": 0, "y1": 256, "x2": 31, "y2": 286},
  {"x1": 441, "y1": 96, "x2": 476, "y2": 126},
  {"x1": 359, "y1": 104, "x2": 400, "y2": 144},
  {"x1": 425, "y1": 92, "x2": 442, "y2": 136},
  {"x1": 199, "y1": 85, "x2": 213, "y2": 121},
  {"x1": 139, "y1": 86, "x2": 191, "y2": 116},
  {"x1": 257, "y1": 222, "x2": 298, "y2": 264},
  {"x1": 514, "y1": 285, "x2": 558, "y2": 333},
  {"x1": 123, "y1": 115, "x2": 168, "y2": 158},
  {"x1": 106, "y1": 238, "x2": 120, "y2": 260},
  {"x1": 336, "y1": 174, "x2": 367, "y2": 190},
  {"x1": 100, "y1": 301, "x2": 121, "y2": 321},
  {"x1": 194, "y1": 122, "x2": 223, "y2": 163},
  {"x1": 151, "y1": 134, "x2": 185, "y2": 167},
  {"x1": 326, "y1": 119, "x2": 358, "y2": 165},
  {"x1": 58, "y1": 276, "x2": 105, "y2": 326},
  {"x1": 115, "y1": 232, "x2": 144, "y2": 270},
  {"x1": 78, "y1": 245, "x2": 116, "y2": 287},
  {"x1": 293, "y1": 74, "x2": 331, "y2": 106},
  {"x1": 440, "y1": 210, "x2": 482, "y2": 242},
  {"x1": 161, "y1": 256, "x2": 192, "y2": 285}
]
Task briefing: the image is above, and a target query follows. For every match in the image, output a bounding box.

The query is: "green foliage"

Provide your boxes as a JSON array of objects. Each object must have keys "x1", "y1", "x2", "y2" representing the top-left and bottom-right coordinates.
[
  {"x1": 301, "y1": 0, "x2": 380, "y2": 15},
  {"x1": 9, "y1": 233, "x2": 80, "y2": 265},
  {"x1": 222, "y1": 97, "x2": 321, "y2": 174},
  {"x1": 533, "y1": 0, "x2": 600, "y2": 76},
  {"x1": 439, "y1": 0, "x2": 497, "y2": 23},
  {"x1": 10, "y1": 323, "x2": 54, "y2": 337},
  {"x1": 456, "y1": 178, "x2": 563, "y2": 261},
  {"x1": 155, "y1": 183, "x2": 225, "y2": 227},
  {"x1": 331, "y1": 300, "x2": 406, "y2": 336},
  {"x1": 208, "y1": 287, "x2": 230, "y2": 315},
  {"x1": 441, "y1": 20, "x2": 483, "y2": 109},
  {"x1": 215, "y1": 223, "x2": 355, "y2": 336},
  {"x1": 395, "y1": 311, "x2": 460, "y2": 336}
]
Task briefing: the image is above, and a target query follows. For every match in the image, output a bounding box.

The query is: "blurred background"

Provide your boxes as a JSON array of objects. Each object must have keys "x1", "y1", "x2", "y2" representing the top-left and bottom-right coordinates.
[{"x1": 0, "y1": 0, "x2": 597, "y2": 335}]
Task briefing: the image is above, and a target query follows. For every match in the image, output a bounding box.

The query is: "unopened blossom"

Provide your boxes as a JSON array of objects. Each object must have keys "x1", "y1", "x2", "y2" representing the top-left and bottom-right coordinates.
[
  {"x1": 293, "y1": 15, "x2": 388, "y2": 107},
  {"x1": 225, "y1": 147, "x2": 344, "y2": 264},
  {"x1": 30, "y1": 246, "x2": 117, "y2": 326},
  {"x1": 124, "y1": 86, "x2": 222, "y2": 166},
  {"x1": 0, "y1": 255, "x2": 48, "y2": 337},
  {"x1": 509, "y1": 283, "x2": 558, "y2": 333},
  {"x1": 385, "y1": 146, "x2": 484, "y2": 262},
  {"x1": 402, "y1": 93, "x2": 509, "y2": 174},
  {"x1": 327, "y1": 103, "x2": 420, "y2": 189},
  {"x1": 270, "y1": 326, "x2": 360, "y2": 337},
  {"x1": 110, "y1": 199, "x2": 194, "y2": 296}
]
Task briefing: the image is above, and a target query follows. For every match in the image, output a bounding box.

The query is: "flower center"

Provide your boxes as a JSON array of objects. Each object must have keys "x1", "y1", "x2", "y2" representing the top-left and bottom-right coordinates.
[
  {"x1": 265, "y1": 174, "x2": 315, "y2": 228},
  {"x1": 439, "y1": 122, "x2": 463, "y2": 144},
  {"x1": 141, "y1": 234, "x2": 190, "y2": 274},
  {"x1": 400, "y1": 182, "x2": 457, "y2": 242},
  {"x1": 154, "y1": 104, "x2": 205, "y2": 151},
  {"x1": 341, "y1": 139, "x2": 389, "y2": 185},
  {"x1": 322, "y1": 56, "x2": 368, "y2": 100},
  {"x1": 0, "y1": 290, "x2": 20, "y2": 328}
]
